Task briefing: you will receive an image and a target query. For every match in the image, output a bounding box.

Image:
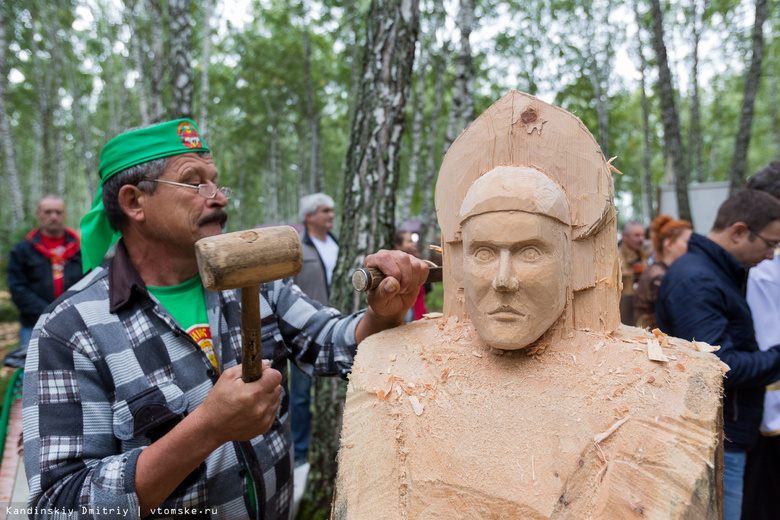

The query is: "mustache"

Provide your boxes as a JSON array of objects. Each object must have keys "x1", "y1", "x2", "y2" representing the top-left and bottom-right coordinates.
[{"x1": 197, "y1": 211, "x2": 228, "y2": 228}]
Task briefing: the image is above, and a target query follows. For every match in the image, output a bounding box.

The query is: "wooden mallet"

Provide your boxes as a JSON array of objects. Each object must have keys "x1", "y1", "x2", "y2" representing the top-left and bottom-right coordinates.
[{"x1": 195, "y1": 226, "x2": 303, "y2": 383}]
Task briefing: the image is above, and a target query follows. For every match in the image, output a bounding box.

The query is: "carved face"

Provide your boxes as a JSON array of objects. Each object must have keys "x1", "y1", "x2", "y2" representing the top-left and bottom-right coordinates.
[{"x1": 462, "y1": 211, "x2": 569, "y2": 350}]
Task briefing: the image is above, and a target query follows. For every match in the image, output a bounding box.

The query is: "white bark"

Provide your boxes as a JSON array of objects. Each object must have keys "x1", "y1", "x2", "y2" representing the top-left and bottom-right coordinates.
[
  {"x1": 200, "y1": 0, "x2": 213, "y2": 136},
  {"x1": 0, "y1": 1, "x2": 23, "y2": 226},
  {"x1": 443, "y1": 0, "x2": 474, "y2": 154},
  {"x1": 127, "y1": 0, "x2": 150, "y2": 125},
  {"x1": 169, "y1": 0, "x2": 194, "y2": 119},
  {"x1": 149, "y1": 0, "x2": 165, "y2": 121}
]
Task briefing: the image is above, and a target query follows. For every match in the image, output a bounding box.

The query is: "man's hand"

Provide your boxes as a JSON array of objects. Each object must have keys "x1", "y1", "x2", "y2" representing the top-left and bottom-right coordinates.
[
  {"x1": 355, "y1": 249, "x2": 429, "y2": 343},
  {"x1": 135, "y1": 363, "x2": 282, "y2": 516},
  {"x1": 197, "y1": 363, "x2": 283, "y2": 444}
]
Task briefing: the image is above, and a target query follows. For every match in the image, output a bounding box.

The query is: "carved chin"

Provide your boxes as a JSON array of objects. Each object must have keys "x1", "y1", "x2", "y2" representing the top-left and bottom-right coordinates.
[{"x1": 473, "y1": 317, "x2": 548, "y2": 351}]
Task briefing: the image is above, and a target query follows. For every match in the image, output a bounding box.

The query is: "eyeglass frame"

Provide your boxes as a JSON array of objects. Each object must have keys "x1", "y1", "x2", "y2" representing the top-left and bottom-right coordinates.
[
  {"x1": 137, "y1": 178, "x2": 233, "y2": 200},
  {"x1": 748, "y1": 228, "x2": 780, "y2": 251}
]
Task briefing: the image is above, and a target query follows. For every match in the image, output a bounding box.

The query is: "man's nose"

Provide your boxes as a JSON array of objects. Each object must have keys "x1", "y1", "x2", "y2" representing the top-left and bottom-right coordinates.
[{"x1": 492, "y1": 250, "x2": 518, "y2": 291}]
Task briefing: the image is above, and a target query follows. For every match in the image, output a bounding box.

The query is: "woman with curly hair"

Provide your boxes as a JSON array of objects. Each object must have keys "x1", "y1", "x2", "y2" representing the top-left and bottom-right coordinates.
[{"x1": 634, "y1": 215, "x2": 693, "y2": 329}]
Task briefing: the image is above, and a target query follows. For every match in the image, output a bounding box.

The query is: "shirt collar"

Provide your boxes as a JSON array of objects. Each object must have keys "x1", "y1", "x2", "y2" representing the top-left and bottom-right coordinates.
[
  {"x1": 687, "y1": 232, "x2": 747, "y2": 285},
  {"x1": 108, "y1": 239, "x2": 150, "y2": 313}
]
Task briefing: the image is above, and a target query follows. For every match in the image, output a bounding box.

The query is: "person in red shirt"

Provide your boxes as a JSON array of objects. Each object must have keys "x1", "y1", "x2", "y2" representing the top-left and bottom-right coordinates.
[{"x1": 6, "y1": 195, "x2": 82, "y2": 364}]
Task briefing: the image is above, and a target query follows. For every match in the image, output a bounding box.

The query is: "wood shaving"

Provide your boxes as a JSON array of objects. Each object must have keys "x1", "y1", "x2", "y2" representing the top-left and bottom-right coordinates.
[
  {"x1": 429, "y1": 244, "x2": 443, "y2": 255},
  {"x1": 593, "y1": 416, "x2": 631, "y2": 444},
  {"x1": 647, "y1": 339, "x2": 669, "y2": 363},
  {"x1": 472, "y1": 351, "x2": 483, "y2": 358},
  {"x1": 409, "y1": 395, "x2": 424, "y2": 416},
  {"x1": 693, "y1": 340, "x2": 719, "y2": 353},
  {"x1": 423, "y1": 312, "x2": 443, "y2": 319}
]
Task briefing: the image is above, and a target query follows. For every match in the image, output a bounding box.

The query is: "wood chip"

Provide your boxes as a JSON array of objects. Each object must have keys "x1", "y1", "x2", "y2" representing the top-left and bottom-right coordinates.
[
  {"x1": 647, "y1": 339, "x2": 669, "y2": 363},
  {"x1": 472, "y1": 351, "x2": 483, "y2": 358},
  {"x1": 409, "y1": 395, "x2": 424, "y2": 416},
  {"x1": 593, "y1": 416, "x2": 631, "y2": 444},
  {"x1": 693, "y1": 340, "x2": 719, "y2": 353},
  {"x1": 423, "y1": 312, "x2": 443, "y2": 319}
]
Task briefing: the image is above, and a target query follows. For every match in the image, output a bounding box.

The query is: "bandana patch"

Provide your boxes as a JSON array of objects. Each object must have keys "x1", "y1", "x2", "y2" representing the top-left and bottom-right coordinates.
[{"x1": 178, "y1": 121, "x2": 204, "y2": 149}]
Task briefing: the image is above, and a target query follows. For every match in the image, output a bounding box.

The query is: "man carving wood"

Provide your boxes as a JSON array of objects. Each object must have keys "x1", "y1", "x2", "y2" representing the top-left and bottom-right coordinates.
[{"x1": 332, "y1": 91, "x2": 726, "y2": 520}]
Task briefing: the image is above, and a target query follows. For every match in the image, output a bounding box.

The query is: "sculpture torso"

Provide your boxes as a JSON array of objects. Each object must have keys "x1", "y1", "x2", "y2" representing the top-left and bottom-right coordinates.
[{"x1": 335, "y1": 317, "x2": 723, "y2": 520}]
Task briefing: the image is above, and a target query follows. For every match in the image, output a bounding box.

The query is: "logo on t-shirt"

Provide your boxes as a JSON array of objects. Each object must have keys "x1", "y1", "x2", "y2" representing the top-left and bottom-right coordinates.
[{"x1": 187, "y1": 324, "x2": 217, "y2": 370}]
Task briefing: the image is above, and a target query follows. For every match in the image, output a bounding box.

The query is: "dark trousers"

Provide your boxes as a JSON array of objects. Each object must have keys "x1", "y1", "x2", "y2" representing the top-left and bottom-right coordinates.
[
  {"x1": 289, "y1": 363, "x2": 312, "y2": 462},
  {"x1": 742, "y1": 434, "x2": 780, "y2": 520}
]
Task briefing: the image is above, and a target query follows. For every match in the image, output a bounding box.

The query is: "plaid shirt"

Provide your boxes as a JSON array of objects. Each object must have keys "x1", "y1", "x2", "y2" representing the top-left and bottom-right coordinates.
[{"x1": 23, "y1": 240, "x2": 363, "y2": 520}]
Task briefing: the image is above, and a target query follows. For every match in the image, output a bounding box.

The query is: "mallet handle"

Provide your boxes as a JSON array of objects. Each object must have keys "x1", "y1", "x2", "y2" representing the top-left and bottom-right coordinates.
[{"x1": 241, "y1": 285, "x2": 263, "y2": 383}]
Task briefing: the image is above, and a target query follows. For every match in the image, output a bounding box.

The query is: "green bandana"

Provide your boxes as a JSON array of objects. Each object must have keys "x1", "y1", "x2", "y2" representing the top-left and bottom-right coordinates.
[{"x1": 80, "y1": 119, "x2": 210, "y2": 272}]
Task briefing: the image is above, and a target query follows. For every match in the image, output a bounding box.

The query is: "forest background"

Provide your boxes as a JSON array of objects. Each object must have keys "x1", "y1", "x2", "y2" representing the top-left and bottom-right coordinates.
[{"x1": 0, "y1": 0, "x2": 778, "y2": 516}]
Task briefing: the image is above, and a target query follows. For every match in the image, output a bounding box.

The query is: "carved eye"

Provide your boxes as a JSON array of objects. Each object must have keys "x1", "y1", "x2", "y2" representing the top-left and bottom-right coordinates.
[
  {"x1": 473, "y1": 247, "x2": 495, "y2": 262},
  {"x1": 520, "y1": 247, "x2": 542, "y2": 261}
]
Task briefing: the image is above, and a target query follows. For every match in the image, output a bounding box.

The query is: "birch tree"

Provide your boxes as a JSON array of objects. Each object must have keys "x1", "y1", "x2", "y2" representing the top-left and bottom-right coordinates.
[
  {"x1": 199, "y1": 0, "x2": 213, "y2": 137},
  {"x1": 634, "y1": 0, "x2": 655, "y2": 221},
  {"x1": 0, "y1": 0, "x2": 23, "y2": 227},
  {"x1": 149, "y1": 0, "x2": 165, "y2": 121},
  {"x1": 728, "y1": 0, "x2": 768, "y2": 192},
  {"x1": 687, "y1": 0, "x2": 705, "y2": 182},
  {"x1": 309, "y1": 0, "x2": 420, "y2": 512},
  {"x1": 648, "y1": 0, "x2": 691, "y2": 221},
  {"x1": 443, "y1": 0, "x2": 475, "y2": 154},
  {"x1": 169, "y1": 0, "x2": 193, "y2": 119},
  {"x1": 399, "y1": 0, "x2": 445, "y2": 224}
]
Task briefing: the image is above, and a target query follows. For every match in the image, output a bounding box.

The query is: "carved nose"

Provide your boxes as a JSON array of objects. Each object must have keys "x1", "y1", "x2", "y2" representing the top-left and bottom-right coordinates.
[{"x1": 492, "y1": 250, "x2": 518, "y2": 291}]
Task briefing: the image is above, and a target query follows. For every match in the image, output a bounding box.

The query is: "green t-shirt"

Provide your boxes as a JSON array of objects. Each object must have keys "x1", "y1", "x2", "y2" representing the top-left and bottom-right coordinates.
[{"x1": 148, "y1": 276, "x2": 218, "y2": 371}]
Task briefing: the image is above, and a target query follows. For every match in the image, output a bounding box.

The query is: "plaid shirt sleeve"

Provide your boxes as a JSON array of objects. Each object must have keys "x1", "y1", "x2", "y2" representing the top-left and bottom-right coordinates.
[
  {"x1": 266, "y1": 279, "x2": 365, "y2": 378},
  {"x1": 23, "y1": 294, "x2": 143, "y2": 518}
]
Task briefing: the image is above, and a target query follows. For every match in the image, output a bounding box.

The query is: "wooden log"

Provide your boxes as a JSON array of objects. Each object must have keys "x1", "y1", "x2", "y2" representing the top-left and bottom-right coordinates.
[
  {"x1": 334, "y1": 320, "x2": 725, "y2": 519},
  {"x1": 333, "y1": 91, "x2": 724, "y2": 519}
]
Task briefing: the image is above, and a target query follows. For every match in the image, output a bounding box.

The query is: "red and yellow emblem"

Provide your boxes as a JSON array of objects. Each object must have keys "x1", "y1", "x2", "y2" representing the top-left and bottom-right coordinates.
[{"x1": 177, "y1": 121, "x2": 203, "y2": 149}]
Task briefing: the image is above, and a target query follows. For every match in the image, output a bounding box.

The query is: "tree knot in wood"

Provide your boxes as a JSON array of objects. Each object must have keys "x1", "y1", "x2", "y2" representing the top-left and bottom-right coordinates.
[
  {"x1": 239, "y1": 230, "x2": 259, "y2": 243},
  {"x1": 558, "y1": 495, "x2": 569, "y2": 506},
  {"x1": 521, "y1": 108, "x2": 537, "y2": 124}
]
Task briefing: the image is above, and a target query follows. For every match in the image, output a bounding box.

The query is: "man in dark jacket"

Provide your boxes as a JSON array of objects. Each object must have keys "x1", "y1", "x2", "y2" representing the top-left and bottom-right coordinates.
[
  {"x1": 6, "y1": 195, "x2": 82, "y2": 363},
  {"x1": 656, "y1": 189, "x2": 780, "y2": 520}
]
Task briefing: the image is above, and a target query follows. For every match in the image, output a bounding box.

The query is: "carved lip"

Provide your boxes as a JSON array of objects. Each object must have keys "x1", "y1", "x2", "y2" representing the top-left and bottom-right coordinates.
[{"x1": 488, "y1": 305, "x2": 525, "y2": 319}]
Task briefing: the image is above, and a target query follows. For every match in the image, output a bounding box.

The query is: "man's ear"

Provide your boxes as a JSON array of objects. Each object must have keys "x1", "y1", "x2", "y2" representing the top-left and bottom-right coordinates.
[
  {"x1": 117, "y1": 185, "x2": 147, "y2": 224},
  {"x1": 728, "y1": 221, "x2": 750, "y2": 243}
]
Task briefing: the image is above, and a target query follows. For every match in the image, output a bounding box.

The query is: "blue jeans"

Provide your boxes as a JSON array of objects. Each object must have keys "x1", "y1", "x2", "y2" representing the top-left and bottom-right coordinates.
[
  {"x1": 723, "y1": 449, "x2": 747, "y2": 520},
  {"x1": 289, "y1": 363, "x2": 312, "y2": 462},
  {"x1": 19, "y1": 326, "x2": 33, "y2": 350}
]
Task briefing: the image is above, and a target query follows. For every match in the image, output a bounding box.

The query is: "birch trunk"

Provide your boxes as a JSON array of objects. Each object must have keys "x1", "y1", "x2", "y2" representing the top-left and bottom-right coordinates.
[
  {"x1": 200, "y1": 0, "x2": 213, "y2": 136},
  {"x1": 769, "y1": 45, "x2": 780, "y2": 158},
  {"x1": 149, "y1": 0, "x2": 165, "y2": 122},
  {"x1": 0, "y1": 2, "x2": 23, "y2": 227},
  {"x1": 398, "y1": 44, "x2": 426, "y2": 225},
  {"x1": 68, "y1": 64, "x2": 97, "y2": 202},
  {"x1": 688, "y1": 0, "x2": 705, "y2": 183},
  {"x1": 419, "y1": 25, "x2": 449, "y2": 256},
  {"x1": 648, "y1": 0, "x2": 691, "y2": 222},
  {"x1": 728, "y1": 0, "x2": 768, "y2": 193},
  {"x1": 400, "y1": 0, "x2": 445, "y2": 224},
  {"x1": 30, "y1": 26, "x2": 49, "y2": 206},
  {"x1": 169, "y1": 0, "x2": 194, "y2": 119},
  {"x1": 443, "y1": 0, "x2": 474, "y2": 154},
  {"x1": 634, "y1": 0, "x2": 655, "y2": 222},
  {"x1": 302, "y1": 27, "x2": 322, "y2": 193},
  {"x1": 310, "y1": 0, "x2": 420, "y2": 514},
  {"x1": 585, "y1": 1, "x2": 611, "y2": 159},
  {"x1": 709, "y1": 84, "x2": 722, "y2": 174},
  {"x1": 127, "y1": 0, "x2": 150, "y2": 126}
]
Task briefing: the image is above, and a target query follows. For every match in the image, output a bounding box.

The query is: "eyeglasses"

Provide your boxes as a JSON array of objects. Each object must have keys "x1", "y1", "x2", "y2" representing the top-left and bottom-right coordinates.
[
  {"x1": 749, "y1": 229, "x2": 780, "y2": 250},
  {"x1": 139, "y1": 178, "x2": 233, "y2": 200}
]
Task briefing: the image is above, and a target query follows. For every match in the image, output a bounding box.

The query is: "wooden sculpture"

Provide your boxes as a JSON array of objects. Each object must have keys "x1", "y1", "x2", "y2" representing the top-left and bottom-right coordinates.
[{"x1": 333, "y1": 91, "x2": 725, "y2": 520}]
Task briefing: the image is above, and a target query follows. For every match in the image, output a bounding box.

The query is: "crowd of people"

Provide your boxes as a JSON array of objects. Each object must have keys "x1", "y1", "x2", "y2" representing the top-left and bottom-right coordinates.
[
  {"x1": 4, "y1": 114, "x2": 780, "y2": 520},
  {"x1": 616, "y1": 161, "x2": 780, "y2": 520}
]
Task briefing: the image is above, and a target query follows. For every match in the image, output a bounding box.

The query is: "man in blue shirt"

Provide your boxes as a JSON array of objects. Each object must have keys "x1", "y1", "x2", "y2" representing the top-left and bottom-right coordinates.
[{"x1": 656, "y1": 189, "x2": 780, "y2": 520}]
